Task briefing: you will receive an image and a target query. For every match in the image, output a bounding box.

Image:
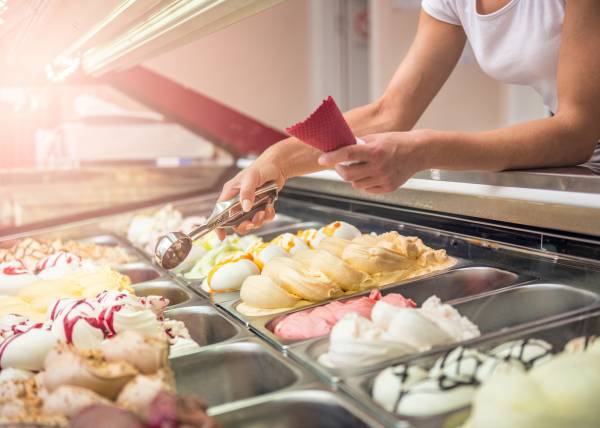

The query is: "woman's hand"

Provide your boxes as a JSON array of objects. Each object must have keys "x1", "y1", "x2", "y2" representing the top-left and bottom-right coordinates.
[
  {"x1": 317, "y1": 130, "x2": 430, "y2": 194},
  {"x1": 216, "y1": 155, "x2": 286, "y2": 239}
]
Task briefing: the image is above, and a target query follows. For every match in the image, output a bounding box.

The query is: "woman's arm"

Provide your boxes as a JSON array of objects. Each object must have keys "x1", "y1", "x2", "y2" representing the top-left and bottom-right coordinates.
[
  {"x1": 219, "y1": 12, "x2": 466, "y2": 231},
  {"x1": 321, "y1": 1, "x2": 600, "y2": 193}
]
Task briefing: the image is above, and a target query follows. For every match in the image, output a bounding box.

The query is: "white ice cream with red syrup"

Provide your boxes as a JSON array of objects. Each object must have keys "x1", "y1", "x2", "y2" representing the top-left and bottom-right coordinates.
[
  {"x1": 0, "y1": 291, "x2": 199, "y2": 373},
  {"x1": 0, "y1": 252, "x2": 96, "y2": 295}
]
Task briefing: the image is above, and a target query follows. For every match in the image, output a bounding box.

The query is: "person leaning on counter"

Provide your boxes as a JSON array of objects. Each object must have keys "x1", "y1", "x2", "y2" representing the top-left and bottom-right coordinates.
[{"x1": 218, "y1": 0, "x2": 600, "y2": 234}]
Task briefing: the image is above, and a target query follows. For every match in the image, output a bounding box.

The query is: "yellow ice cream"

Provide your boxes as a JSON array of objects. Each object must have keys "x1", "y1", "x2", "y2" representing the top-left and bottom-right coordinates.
[{"x1": 1, "y1": 266, "x2": 132, "y2": 320}]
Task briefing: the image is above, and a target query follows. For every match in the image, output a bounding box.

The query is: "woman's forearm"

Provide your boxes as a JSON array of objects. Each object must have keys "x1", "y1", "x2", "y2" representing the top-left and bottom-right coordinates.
[{"x1": 422, "y1": 115, "x2": 599, "y2": 171}]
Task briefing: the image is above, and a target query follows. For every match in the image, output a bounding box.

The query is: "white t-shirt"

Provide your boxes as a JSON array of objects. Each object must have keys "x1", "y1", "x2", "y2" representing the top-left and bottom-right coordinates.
[{"x1": 422, "y1": 0, "x2": 600, "y2": 167}]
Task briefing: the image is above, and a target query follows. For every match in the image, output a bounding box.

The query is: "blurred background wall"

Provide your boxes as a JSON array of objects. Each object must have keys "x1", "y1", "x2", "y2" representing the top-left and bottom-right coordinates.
[{"x1": 1, "y1": 0, "x2": 548, "y2": 168}]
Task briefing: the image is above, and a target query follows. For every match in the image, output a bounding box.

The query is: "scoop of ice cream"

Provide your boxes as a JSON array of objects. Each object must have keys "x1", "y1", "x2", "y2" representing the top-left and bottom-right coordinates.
[
  {"x1": 319, "y1": 221, "x2": 361, "y2": 241},
  {"x1": 0, "y1": 260, "x2": 37, "y2": 295},
  {"x1": 43, "y1": 344, "x2": 138, "y2": 400},
  {"x1": 271, "y1": 233, "x2": 310, "y2": 255},
  {"x1": 384, "y1": 309, "x2": 455, "y2": 351},
  {"x1": 0, "y1": 327, "x2": 58, "y2": 371},
  {"x1": 293, "y1": 249, "x2": 373, "y2": 292},
  {"x1": 342, "y1": 243, "x2": 415, "y2": 275},
  {"x1": 43, "y1": 384, "x2": 110, "y2": 418},
  {"x1": 419, "y1": 296, "x2": 480, "y2": 342},
  {"x1": 429, "y1": 346, "x2": 490, "y2": 383},
  {"x1": 317, "y1": 237, "x2": 352, "y2": 258},
  {"x1": 101, "y1": 331, "x2": 168, "y2": 375},
  {"x1": 261, "y1": 257, "x2": 342, "y2": 302},
  {"x1": 116, "y1": 371, "x2": 174, "y2": 419},
  {"x1": 372, "y1": 364, "x2": 428, "y2": 412},
  {"x1": 247, "y1": 242, "x2": 289, "y2": 269},
  {"x1": 204, "y1": 256, "x2": 260, "y2": 292},
  {"x1": 51, "y1": 315, "x2": 104, "y2": 350},
  {"x1": 355, "y1": 232, "x2": 426, "y2": 259},
  {"x1": 70, "y1": 404, "x2": 145, "y2": 428},
  {"x1": 318, "y1": 313, "x2": 418, "y2": 368},
  {"x1": 148, "y1": 391, "x2": 221, "y2": 428},
  {"x1": 111, "y1": 306, "x2": 164, "y2": 338},
  {"x1": 488, "y1": 338, "x2": 553, "y2": 368},
  {"x1": 239, "y1": 275, "x2": 300, "y2": 310}
]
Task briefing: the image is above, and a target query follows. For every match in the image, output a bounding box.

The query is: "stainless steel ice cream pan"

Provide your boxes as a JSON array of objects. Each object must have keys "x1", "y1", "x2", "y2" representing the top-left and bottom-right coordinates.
[
  {"x1": 209, "y1": 389, "x2": 387, "y2": 428},
  {"x1": 133, "y1": 279, "x2": 196, "y2": 308},
  {"x1": 171, "y1": 338, "x2": 315, "y2": 407},
  {"x1": 286, "y1": 282, "x2": 600, "y2": 382},
  {"x1": 165, "y1": 304, "x2": 251, "y2": 347},
  {"x1": 342, "y1": 309, "x2": 600, "y2": 428},
  {"x1": 224, "y1": 266, "x2": 527, "y2": 348}
]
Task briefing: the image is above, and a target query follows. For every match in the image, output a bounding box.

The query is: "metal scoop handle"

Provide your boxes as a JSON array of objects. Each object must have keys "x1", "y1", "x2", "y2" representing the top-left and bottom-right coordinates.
[{"x1": 155, "y1": 181, "x2": 278, "y2": 269}]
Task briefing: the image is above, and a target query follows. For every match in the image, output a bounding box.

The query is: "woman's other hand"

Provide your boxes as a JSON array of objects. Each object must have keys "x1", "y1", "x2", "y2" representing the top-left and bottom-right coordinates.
[{"x1": 318, "y1": 130, "x2": 430, "y2": 194}]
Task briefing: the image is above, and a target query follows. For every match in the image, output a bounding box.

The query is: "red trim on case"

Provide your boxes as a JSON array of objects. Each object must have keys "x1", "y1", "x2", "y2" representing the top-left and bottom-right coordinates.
[{"x1": 103, "y1": 66, "x2": 286, "y2": 156}]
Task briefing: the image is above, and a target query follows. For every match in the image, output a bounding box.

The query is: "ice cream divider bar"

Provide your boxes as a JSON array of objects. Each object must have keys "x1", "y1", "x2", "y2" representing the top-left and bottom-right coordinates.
[
  {"x1": 230, "y1": 266, "x2": 529, "y2": 349},
  {"x1": 285, "y1": 281, "x2": 600, "y2": 384},
  {"x1": 340, "y1": 308, "x2": 600, "y2": 428}
]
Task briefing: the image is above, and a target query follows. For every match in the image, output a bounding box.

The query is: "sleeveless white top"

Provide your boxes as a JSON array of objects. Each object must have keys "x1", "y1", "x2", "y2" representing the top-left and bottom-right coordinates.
[{"x1": 421, "y1": 0, "x2": 600, "y2": 167}]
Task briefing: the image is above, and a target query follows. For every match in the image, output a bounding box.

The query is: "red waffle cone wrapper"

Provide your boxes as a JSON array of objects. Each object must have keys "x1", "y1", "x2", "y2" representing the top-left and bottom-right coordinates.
[{"x1": 285, "y1": 96, "x2": 356, "y2": 152}]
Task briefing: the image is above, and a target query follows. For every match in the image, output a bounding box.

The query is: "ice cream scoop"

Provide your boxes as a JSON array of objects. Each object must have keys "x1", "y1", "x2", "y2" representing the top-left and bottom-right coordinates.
[{"x1": 155, "y1": 181, "x2": 278, "y2": 270}]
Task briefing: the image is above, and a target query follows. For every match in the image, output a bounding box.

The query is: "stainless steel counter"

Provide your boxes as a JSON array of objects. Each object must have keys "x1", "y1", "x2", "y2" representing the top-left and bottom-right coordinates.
[{"x1": 285, "y1": 166, "x2": 600, "y2": 238}]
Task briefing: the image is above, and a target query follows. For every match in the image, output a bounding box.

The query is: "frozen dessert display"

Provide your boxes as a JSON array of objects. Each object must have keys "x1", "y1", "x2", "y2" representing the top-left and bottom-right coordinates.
[
  {"x1": 237, "y1": 227, "x2": 454, "y2": 316},
  {"x1": 0, "y1": 331, "x2": 219, "y2": 427},
  {"x1": 127, "y1": 204, "x2": 205, "y2": 255},
  {"x1": 372, "y1": 335, "x2": 600, "y2": 422},
  {"x1": 464, "y1": 336, "x2": 600, "y2": 427},
  {"x1": 0, "y1": 237, "x2": 134, "y2": 269},
  {"x1": 0, "y1": 290, "x2": 199, "y2": 372},
  {"x1": 0, "y1": 266, "x2": 133, "y2": 320},
  {"x1": 273, "y1": 290, "x2": 416, "y2": 341},
  {"x1": 318, "y1": 295, "x2": 480, "y2": 368}
]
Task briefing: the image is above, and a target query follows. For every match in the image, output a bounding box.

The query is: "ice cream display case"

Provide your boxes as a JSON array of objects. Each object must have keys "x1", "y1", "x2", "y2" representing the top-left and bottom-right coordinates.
[{"x1": 2, "y1": 168, "x2": 600, "y2": 427}]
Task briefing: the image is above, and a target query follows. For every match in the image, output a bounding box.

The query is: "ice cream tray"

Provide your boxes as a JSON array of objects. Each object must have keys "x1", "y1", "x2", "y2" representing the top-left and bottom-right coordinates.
[{"x1": 2, "y1": 193, "x2": 600, "y2": 427}]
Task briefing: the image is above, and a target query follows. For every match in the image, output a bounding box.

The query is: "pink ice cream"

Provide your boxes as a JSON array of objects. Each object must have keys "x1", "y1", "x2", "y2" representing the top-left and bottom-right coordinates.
[{"x1": 273, "y1": 290, "x2": 416, "y2": 340}]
